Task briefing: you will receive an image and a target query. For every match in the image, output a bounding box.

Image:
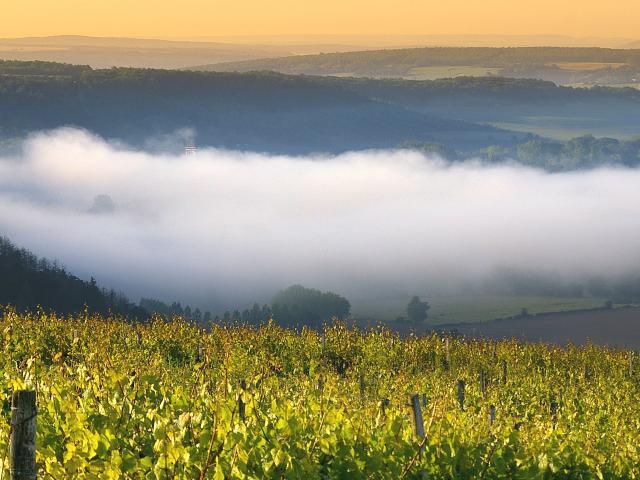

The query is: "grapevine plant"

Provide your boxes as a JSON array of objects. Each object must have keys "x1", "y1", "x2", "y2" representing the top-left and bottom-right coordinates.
[{"x1": 0, "y1": 309, "x2": 638, "y2": 479}]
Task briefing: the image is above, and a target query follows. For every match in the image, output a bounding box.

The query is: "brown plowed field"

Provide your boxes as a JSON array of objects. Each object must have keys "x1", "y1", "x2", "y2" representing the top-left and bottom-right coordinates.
[{"x1": 450, "y1": 307, "x2": 640, "y2": 348}]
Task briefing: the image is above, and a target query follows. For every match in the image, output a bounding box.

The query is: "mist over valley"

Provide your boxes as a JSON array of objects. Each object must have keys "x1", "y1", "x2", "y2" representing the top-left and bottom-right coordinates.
[{"x1": 2, "y1": 128, "x2": 640, "y2": 321}]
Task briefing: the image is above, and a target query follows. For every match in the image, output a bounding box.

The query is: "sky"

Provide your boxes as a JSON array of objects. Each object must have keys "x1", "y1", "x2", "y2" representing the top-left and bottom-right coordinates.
[
  {"x1": 2, "y1": 128, "x2": 640, "y2": 311},
  {"x1": 2, "y1": 0, "x2": 638, "y2": 40}
]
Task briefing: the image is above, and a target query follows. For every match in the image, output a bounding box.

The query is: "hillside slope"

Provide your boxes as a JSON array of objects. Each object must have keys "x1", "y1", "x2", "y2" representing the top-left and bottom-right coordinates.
[
  {"x1": 0, "y1": 236, "x2": 145, "y2": 317},
  {"x1": 193, "y1": 46, "x2": 640, "y2": 87},
  {"x1": 0, "y1": 66, "x2": 528, "y2": 154},
  {"x1": 2, "y1": 61, "x2": 640, "y2": 155}
]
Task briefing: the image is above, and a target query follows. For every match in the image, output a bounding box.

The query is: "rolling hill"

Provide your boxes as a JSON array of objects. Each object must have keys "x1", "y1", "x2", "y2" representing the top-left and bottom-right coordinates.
[
  {"x1": 192, "y1": 46, "x2": 640, "y2": 87},
  {"x1": 0, "y1": 236, "x2": 146, "y2": 317},
  {"x1": 0, "y1": 64, "x2": 530, "y2": 154},
  {"x1": 1, "y1": 60, "x2": 640, "y2": 159}
]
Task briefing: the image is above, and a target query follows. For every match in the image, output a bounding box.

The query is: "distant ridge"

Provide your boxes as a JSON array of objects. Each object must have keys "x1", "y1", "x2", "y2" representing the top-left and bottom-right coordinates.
[
  {"x1": 0, "y1": 36, "x2": 374, "y2": 69},
  {"x1": 193, "y1": 45, "x2": 640, "y2": 73},
  {"x1": 190, "y1": 46, "x2": 640, "y2": 88},
  {"x1": 186, "y1": 34, "x2": 637, "y2": 49}
]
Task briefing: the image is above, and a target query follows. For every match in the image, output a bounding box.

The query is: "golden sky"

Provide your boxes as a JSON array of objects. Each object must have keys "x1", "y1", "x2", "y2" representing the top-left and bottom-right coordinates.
[{"x1": 2, "y1": 0, "x2": 638, "y2": 40}]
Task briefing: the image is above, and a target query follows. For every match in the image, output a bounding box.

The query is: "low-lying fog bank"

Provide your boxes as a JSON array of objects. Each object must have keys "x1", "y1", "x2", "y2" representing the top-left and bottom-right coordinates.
[{"x1": 1, "y1": 128, "x2": 640, "y2": 311}]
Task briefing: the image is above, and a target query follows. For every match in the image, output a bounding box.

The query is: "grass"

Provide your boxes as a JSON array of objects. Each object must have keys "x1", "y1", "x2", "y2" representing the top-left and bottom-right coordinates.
[{"x1": 351, "y1": 295, "x2": 608, "y2": 325}]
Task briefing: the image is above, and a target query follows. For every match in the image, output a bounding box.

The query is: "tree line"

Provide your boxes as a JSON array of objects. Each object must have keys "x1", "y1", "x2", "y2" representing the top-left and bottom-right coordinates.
[
  {"x1": 0, "y1": 236, "x2": 145, "y2": 318},
  {"x1": 0, "y1": 235, "x2": 353, "y2": 326},
  {"x1": 142, "y1": 285, "x2": 351, "y2": 328},
  {"x1": 401, "y1": 134, "x2": 640, "y2": 171},
  {"x1": 4, "y1": 233, "x2": 640, "y2": 327},
  {"x1": 200, "y1": 46, "x2": 640, "y2": 76}
]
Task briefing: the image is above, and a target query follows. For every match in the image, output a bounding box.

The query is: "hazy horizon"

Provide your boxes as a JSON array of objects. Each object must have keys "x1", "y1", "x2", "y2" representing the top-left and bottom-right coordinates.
[
  {"x1": 0, "y1": 33, "x2": 637, "y2": 49},
  {"x1": 4, "y1": 0, "x2": 640, "y2": 42}
]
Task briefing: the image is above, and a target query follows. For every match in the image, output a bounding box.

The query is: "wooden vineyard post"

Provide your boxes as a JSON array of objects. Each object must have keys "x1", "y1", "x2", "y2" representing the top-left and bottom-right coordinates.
[
  {"x1": 237, "y1": 380, "x2": 246, "y2": 422},
  {"x1": 479, "y1": 370, "x2": 487, "y2": 398},
  {"x1": 488, "y1": 404, "x2": 496, "y2": 427},
  {"x1": 550, "y1": 396, "x2": 558, "y2": 421},
  {"x1": 457, "y1": 380, "x2": 465, "y2": 411},
  {"x1": 10, "y1": 390, "x2": 37, "y2": 480},
  {"x1": 381, "y1": 398, "x2": 390, "y2": 417},
  {"x1": 409, "y1": 394, "x2": 425, "y2": 439},
  {"x1": 629, "y1": 351, "x2": 634, "y2": 377},
  {"x1": 405, "y1": 395, "x2": 429, "y2": 480},
  {"x1": 501, "y1": 360, "x2": 507, "y2": 385},
  {"x1": 359, "y1": 373, "x2": 366, "y2": 400},
  {"x1": 444, "y1": 337, "x2": 451, "y2": 371}
]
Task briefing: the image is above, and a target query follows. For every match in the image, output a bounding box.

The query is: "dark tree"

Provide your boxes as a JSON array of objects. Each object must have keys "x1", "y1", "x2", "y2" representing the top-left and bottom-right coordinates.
[
  {"x1": 271, "y1": 285, "x2": 350, "y2": 328},
  {"x1": 407, "y1": 296, "x2": 430, "y2": 324}
]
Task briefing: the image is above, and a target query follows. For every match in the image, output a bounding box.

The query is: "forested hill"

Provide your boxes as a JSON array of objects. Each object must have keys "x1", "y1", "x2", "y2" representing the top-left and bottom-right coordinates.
[
  {"x1": 0, "y1": 236, "x2": 146, "y2": 317},
  {"x1": 0, "y1": 59, "x2": 92, "y2": 77},
  {"x1": 193, "y1": 46, "x2": 640, "y2": 87},
  {"x1": 194, "y1": 46, "x2": 640, "y2": 75},
  {"x1": 0, "y1": 63, "x2": 525, "y2": 154},
  {"x1": 328, "y1": 76, "x2": 640, "y2": 121},
  {"x1": 0, "y1": 235, "x2": 352, "y2": 326},
  {"x1": 0, "y1": 236, "x2": 222, "y2": 320},
  {"x1": 1, "y1": 60, "x2": 640, "y2": 158}
]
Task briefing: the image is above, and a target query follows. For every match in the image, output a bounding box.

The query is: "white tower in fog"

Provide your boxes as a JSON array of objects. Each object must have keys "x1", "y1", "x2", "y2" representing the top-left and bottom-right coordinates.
[{"x1": 185, "y1": 143, "x2": 197, "y2": 156}]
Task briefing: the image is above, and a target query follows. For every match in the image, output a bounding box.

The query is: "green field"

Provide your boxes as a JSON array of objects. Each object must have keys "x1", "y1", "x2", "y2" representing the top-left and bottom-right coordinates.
[
  {"x1": 489, "y1": 117, "x2": 640, "y2": 141},
  {"x1": 567, "y1": 82, "x2": 640, "y2": 90},
  {"x1": 551, "y1": 62, "x2": 629, "y2": 71},
  {"x1": 603, "y1": 82, "x2": 640, "y2": 90},
  {"x1": 406, "y1": 66, "x2": 501, "y2": 80},
  {"x1": 351, "y1": 295, "x2": 608, "y2": 325}
]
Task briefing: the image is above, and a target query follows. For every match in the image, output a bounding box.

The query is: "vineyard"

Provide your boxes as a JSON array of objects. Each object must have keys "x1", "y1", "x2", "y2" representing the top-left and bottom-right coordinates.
[{"x1": 0, "y1": 309, "x2": 638, "y2": 479}]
